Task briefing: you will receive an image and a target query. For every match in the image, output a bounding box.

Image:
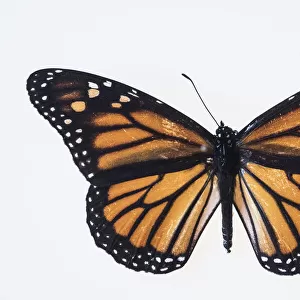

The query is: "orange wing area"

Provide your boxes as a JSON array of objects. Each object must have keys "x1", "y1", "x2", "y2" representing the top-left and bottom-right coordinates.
[
  {"x1": 239, "y1": 100, "x2": 300, "y2": 166},
  {"x1": 241, "y1": 107, "x2": 300, "y2": 146},
  {"x1": 234, "y1": 162, "x2": 300, "y2": 275},
  {"x1": 27, "y1": 69, "x2": 214, "y2": 186},
  {"x1": 86, "y1": 164, "x2": 220, "y2": 273},
  {"x1": 91, "y1": 111, "x2": 211, "y2": 171}
]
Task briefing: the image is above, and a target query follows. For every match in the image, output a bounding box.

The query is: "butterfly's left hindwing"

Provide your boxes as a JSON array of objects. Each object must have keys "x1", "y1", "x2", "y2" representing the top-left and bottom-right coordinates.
[
  {"x1": 27, "y1": 69, "x2": 214, "y2": 186},
  {"x1": 87, "y1": 165, "x2": 219, "y2": 273},
  {"x1": 27, "y1": 68, "x2": 219, "y2": 273}
]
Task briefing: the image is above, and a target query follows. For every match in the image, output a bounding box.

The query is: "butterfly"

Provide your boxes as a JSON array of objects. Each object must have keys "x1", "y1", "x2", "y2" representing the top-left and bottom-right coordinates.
[{"x1": 26, "y1": 68, "x2": 300, "y2": 275}]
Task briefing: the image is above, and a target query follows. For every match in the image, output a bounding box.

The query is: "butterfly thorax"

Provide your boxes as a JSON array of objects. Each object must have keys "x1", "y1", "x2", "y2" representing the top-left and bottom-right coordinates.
[
  {"x1": 214, "y1": 123, "x2": 239, "y2": 253},
  {"x1": 215, "y1": 124, "x2": 239, "y2": 174}
]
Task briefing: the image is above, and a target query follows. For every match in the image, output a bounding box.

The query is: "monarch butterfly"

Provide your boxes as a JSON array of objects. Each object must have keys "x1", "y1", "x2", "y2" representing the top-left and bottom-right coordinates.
[{"x1": 27, "y1": 68, "x2": 300, "y2": 276}]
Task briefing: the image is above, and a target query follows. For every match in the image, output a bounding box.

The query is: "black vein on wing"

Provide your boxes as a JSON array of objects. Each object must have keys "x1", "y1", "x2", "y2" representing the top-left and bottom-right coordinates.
[
  {"x1": 243, "y1": 125, "x2": 300, "y2": 146},
  {"x1": 166, "y1": 171, "x2": 214, "y2": 254},
  {"x1": 287, "y1": 173, "x2": 300, "y2": 188},
  {"x1": 108, "y1": 176, "x2": 163, "y2": 204},
  {"x1": 234, "y1": 173, "x2": 260, "y2": 253},
  {"x1": 110, "y1": 167, "x2": 208, "y2": 228},
  {"x1": 244, "y1": 167, "x2": 300, "y2": 209},
  {"x1": 144, "y1": 168, "x2": 209, "y2": 248},
  {"x1": 243, "y1": 167, "x2": 300, "y2": 245},
  {"x1": 125, "y1": 113, "x2": 205, "y2": 148},
  {"x1": 240, "y1": 171, "x2": 282, "y2": 256},
  {"x1": 183, "y1": 176, "x2": 219, "y2": 257}
]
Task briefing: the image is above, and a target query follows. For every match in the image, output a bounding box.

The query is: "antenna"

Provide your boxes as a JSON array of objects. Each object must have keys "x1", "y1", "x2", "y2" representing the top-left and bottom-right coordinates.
[{"x1": 182, "y1": 73, "x2": 220, "y2": 127}]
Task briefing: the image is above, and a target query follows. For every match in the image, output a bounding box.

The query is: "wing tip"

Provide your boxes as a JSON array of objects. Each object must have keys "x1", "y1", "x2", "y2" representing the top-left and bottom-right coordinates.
[{"x1": 256, "y1": 249, "x2": 300, "y2": 276}]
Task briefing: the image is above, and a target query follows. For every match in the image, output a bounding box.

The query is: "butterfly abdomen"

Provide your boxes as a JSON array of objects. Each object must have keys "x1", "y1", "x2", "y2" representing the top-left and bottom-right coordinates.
[{"x1": 215, "y1": 124, "x2": 239, "y2": 253}]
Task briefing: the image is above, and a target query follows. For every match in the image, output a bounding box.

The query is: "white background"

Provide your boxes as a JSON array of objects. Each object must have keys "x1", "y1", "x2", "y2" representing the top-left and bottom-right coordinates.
[{"x1": 1, "y1": 0, "x2": 300, "y2": 299}]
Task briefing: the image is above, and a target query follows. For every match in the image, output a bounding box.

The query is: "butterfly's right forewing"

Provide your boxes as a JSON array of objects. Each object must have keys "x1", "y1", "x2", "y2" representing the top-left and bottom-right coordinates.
[{"x1": 238, "y1": 92, "x2": 300, "y2": 171}]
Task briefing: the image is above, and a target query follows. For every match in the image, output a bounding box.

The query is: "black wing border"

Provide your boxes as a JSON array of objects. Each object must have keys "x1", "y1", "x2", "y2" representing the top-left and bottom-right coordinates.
[
  {"x1": 86, "y1": 169, "x2": 220, "y2": 274},
  {"x1": 237, "y1": 91, "x2": 300, "y2": 144},
  {"x1": 27, "y1": 68, "x2": 215, "y2": 145},
  {"x1": 234, "y1": 170, "x2": 300, "y2": 276},
  {"x1": 236, "y1": 91, "x2": 300, "y2": 172},
  {"x1": 27, "y1": 68, "x2": 216, "y2": 186}
]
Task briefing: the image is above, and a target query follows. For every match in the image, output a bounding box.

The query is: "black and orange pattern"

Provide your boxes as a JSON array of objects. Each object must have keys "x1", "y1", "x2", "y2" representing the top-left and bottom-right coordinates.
[
  {"x1": 27, "y1": 69, "x2": 213, "y2": 186},
  {"x1": 27, "y1": 68, "x2": 300, "y2": 275},
  {"x1": 87, "y1": 166, "x2": 219, "y2": 273},
  {"x1": 238, "y1": 93, "x2": 300, "y2": 171},
  {"x1": 27, "y1": 69, "x2": 218, "y2": 273},
  {"x1": 236, "y1": 93, "x2": 300, "y2": 275},
  {"x1": 234, "y1": 164, "x2": 300, "y2": 275}
]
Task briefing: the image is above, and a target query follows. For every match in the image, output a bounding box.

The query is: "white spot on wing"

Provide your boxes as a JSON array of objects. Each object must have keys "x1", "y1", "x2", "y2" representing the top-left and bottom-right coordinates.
[
  {"x1": 89, "y1": 82, "x2": 98, "y2": 89},
  {"x1": 104, "y1": 80, "x2": 112, "y2": 87},
  {"x1": 128, "y1": 92, "x2": 139, "y2": 98}
]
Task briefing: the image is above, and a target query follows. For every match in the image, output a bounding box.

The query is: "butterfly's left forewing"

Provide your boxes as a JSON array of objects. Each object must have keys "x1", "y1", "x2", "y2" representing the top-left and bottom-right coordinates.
[
  {"x1": 27, "y1": 69, "x2": 220, "y2": 273},
  {"x1": 235, "y1": 93, "x2": 300, "y2": 275},
  {"x1": 27, "y1": 69, "x2": 214, "y2": 186}
]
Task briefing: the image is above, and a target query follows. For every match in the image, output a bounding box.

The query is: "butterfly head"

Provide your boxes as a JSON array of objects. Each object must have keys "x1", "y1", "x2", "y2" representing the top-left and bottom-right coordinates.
[
  {"x1": 216, "y1": 122, "x2": 236, "y2": 140},
  {"x1": 215, "y1": 122, "x2": 238, "y2": 152}
]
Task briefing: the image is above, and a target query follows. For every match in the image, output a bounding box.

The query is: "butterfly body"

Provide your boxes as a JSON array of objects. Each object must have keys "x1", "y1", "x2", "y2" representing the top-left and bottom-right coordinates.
[
  {"x1": 215, "y1": 124, "x2": 239, "y2": 252},
  {"x1": 27, "y1": 69, "x2": 300, "y2": 275}
]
